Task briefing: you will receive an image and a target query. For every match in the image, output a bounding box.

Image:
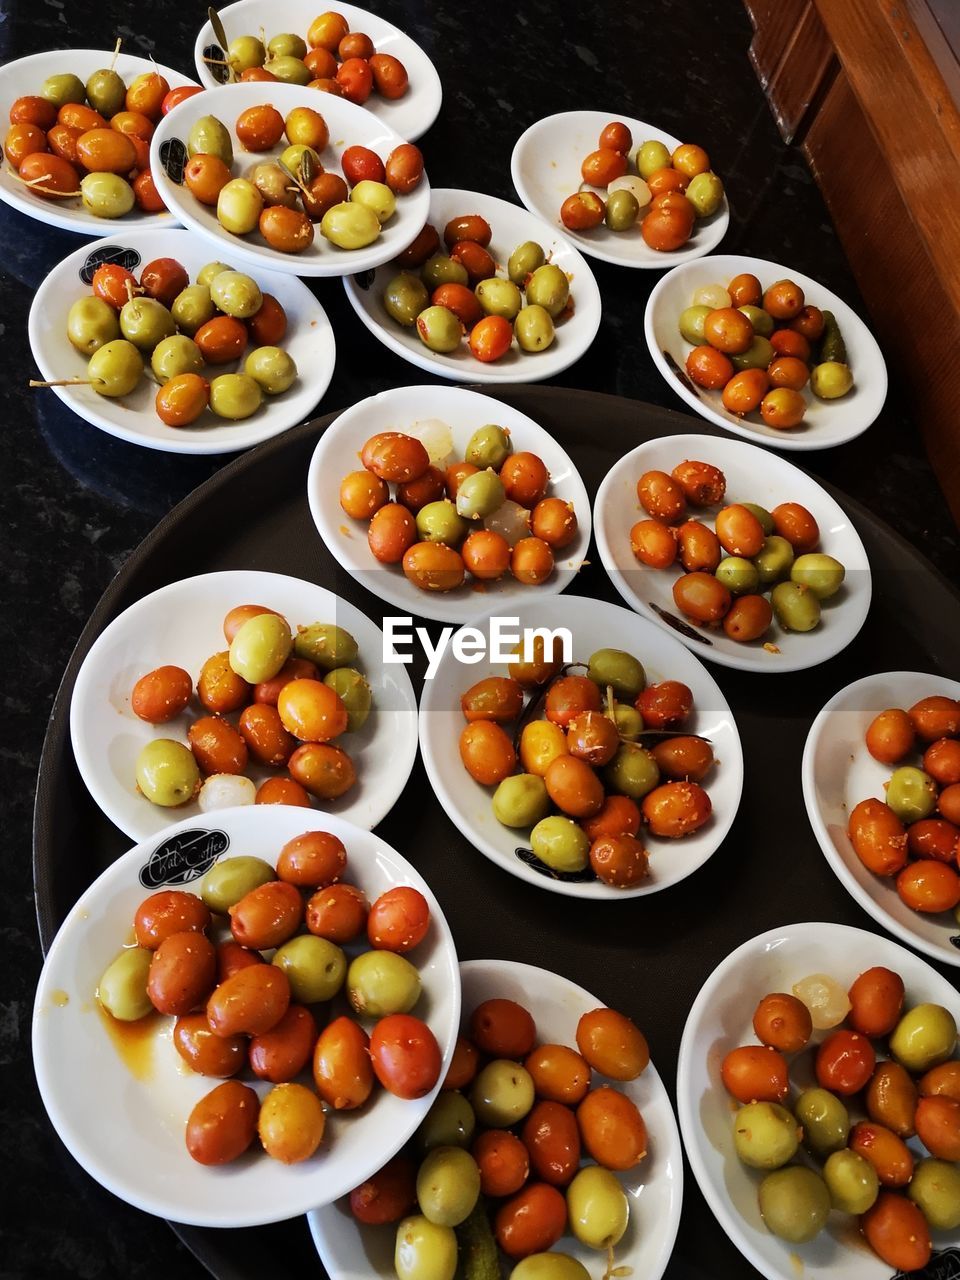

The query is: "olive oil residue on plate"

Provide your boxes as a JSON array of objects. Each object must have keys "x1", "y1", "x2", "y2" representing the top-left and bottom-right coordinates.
[
  {"x1": 97, "y1": 1003, "x2": 163, "y2": 1081},
  {"x1": 51, "y1": 989, "x2": 70, "y2": 1007}
]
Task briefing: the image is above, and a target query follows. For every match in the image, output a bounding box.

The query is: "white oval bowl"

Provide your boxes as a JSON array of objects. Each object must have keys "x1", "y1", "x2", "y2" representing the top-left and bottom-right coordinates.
[
  {"x1": 69, "y1": 569, "x2": 418, "y2": 840},
  {"x1": 511, "y1": 109, "x2": 729, "y2": 269},
  {"x1": 307, "y1": 384, "x2": 592, "y2": 624},
  {"x1": 0, "y1": 48, "x2": 196, "y2": 234},
  {"x1": 593, "y1": 432, "x2": 872, "y2": 673},
  {"x1": 677, "y1": 920, "x2": 960, "y2": 1279},
  {"x1": 28, "y1": 226, "x2": 334, "y2": 454},
  {"x1": 418, "y1": 593, "x2": 743, "y2": 898},
  {"x1": 341, "y1": 187, "x2": 602, "y2": 384},
  {"x1": 310, "y1": 956, "x2": 683, "y2": 1280},
  {"x1": 193, "y1": 0, "x2": 442, "y2": 141},
  {"x1": 32, "y1": 804, "x2": 460, "y2": 1227},
  {"x1": 644, "y1": 253, "x2": 887, "y2": 451},
  {"x1": 802, "y1": 670, "x2": 960, "y2": 969},
  {"x1": 150, "y1": 82, "x2": 430, "y2": 277}
]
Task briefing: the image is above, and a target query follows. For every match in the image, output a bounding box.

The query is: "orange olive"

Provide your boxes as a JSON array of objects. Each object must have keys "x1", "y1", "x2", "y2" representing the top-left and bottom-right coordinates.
[
  {"x1": 727, "y1": 273, "x2": 762, "y2": 307},
  {"x1": 135, "y1": 890, "x2": 211, "y2": 949},
  {"x1": 508, "y1": 634, "x2": 565, "y2": 687},
  {"x1": 544, "y1": 675, "x2": 602, "y2": 727},
  {"x1": 306, "y1": 882, "x2": 368, "y2": 943},
  {"x1": 582, "y1": 795, "x2": 642, "y2": 841},
  {"x1": 641, "y1": 781, "x2": 711, "y2": 837},
  {"x1": 544, "y1": 754, "x2": 605, "y2": 817},
  {"x1": 156, "y1": 373, "x2": 209, "y2": 427},
  {"x1": 277, "y1": 678, "x2": 347, "y2": 742},
  {"x1": 147, "y1": 931, "x2": 217, "y2": 1016},
  {"x1": 173, "y1": 1012, "x2": 245, "y2": 1077},
  {"x1": 197, "y1": 650, "x2": 251, "y2": 714},
  {"x1": 599, "y1": 120, "x2": 632, "y2": 153},
  {"x1": 402, "y1": 542, "x2": 466, "y2": 592},
  {"x1": 17, "y1": 151, "x2": 80, "y2": 197},
  {"x1": 248, "y1": 293, "x2": 288, "y2": 345},
  {"x1": 461, "y1": 676, "x2": 524, "y2": 723},
  {"x1": 920, "y1": 1061, "x2": 960, "y2": 1100},
  {"x1": 445, "y1": 459, "x2": 479, "y2": 499},
  {"x1": 769, "y1": 328, "x2": 812, "y2": 361},
  {"x1": 630, "y1": 518, "x2": 677, "y2": 569},
  {"x1": 865, "y1": 1060, "x2": 917, "y2": 1138},
  {"x1": 752, "y1": 992, "x2": 812, "y2": 1053},
  {"x1": 720, "y1": 1044, "x2": 789, "y2": 1103},
  {"x1": 276, "y1": 830, "x2": 346, "y2": 888},
  {"x1": 715, "y1": 504, "x2": 766, "y2": 557},
  {"x1": 589, "y1": 833, "x2": 649, "y2": 887},
  {"x1": 768, "y1": 355, "x2": 809, "y2": 391},
  {"x1": 923, "y1": 738, "x2": 960, "y2": 785},
  {"x1": 461, "y1": 529, "x2": 511, "y2": 580},
  {"x1": 939, "y1": 783, "x2": 960, "y2": 824},
  {"x1": 848, "y1": 799, "x2": 908, "y2": 875},
  {"x1": 195, "y1": 316, "x2": 247, "y2": 365},
  {"x1": 576, "y1": 1086, "x2": 647, "y2": 1169},
  {"x1": 577, "y1": 1008, "x2": 649, "y2": 1080},
  {"x1": 125, "y1": 71, "x2": 169, "y2": 120},
  {"x1": 672, "y1": 571, "x2": 732, "y2": 623},
  {"x1": 722, "y1": 368, "x2": 769, "y2": 415},
  {"x1": 4, "y1": 122, "x2": 46, "y2": 167},
  {"x1": 393, "y1": 222, "x2": 440, "y2": 269},
  {"x1": 284, "y1": 105, "x2": 328, "y2": 150},
  {"x1": 308, "y1": 11, "x2": 349, "y2": 50},
  {"x1": 236, "y1": 704, "x2": 294, "y2": 766},
  {"x1": 521, "y1": 1100, "x2": 581, "y2": 1186},
  {"x1": 771, "y1": 502, "x2": 819, "y2": 551},
  {"x1": 909, "y1": 695, "x2": 960, "y2": 741},
  {"x1": 525, "y1": 1043, "x2": 591, "y2": 1105},
  {"x1": 185, "y1": 1080, "x2": 259, "y2": 1165},
  {"x1": 229, "y1": 880, "x2": 303, "y2": 950},
  {"x1": 11, "y1": 95, "x2": 57, "y2": 128},
  {"x1": 254, "y1": 655, "x2": 321, "y2": 705},
  {"x1": 184, "y1": 153, "x2": 231, "y2": 205},
  {"x1": 288, "y1": 742, "x2": 357, "y2": 798},
  {"x1": 637, "y1": 469, "x2": 685, "y2": 522},
  {"x1": 531, "y1": 498, "x2": 578, "y2": 549},
  {"x1": 396, "y1": 464, "x2": 446, "y2": 514},
  {"x1": 722, "y1": 594, "x2": 773, "y2": 642},
  {"x1": 645, "y1": 165, "x2": 689, "y2": 194},
  {"x1": 207, "y1": 964, "x2": 291, "y2": 1037},
  {"x1": 361, "y1": 431, "x2": 430, "y2": 483},
  {"x1": 897, "y1": 859, "x2": 960, "y2": 913},
  {"x1": 511, "y1": 536, "x2": 555, "y2": 585},
  {"x1": 494, "y1": 1184, "x2": 566, "y2": 1258},
  {"x1": 368, "y1": 502, "x2": 417, "y2": 564},
  {"x1": 188, "y1": 715, "x2": 249, "y2": 775},
  {"x1": 472, "y1": 1130, "x2": 530, "y2": 1198},
  {"x1": 384, "y1": 141, "x2": 425, "y2": 195},
  {"x1": 581, "y1": 146, "x2": 629, "y2": 186},
  {"x1": 500, "y1": 453, "x2": 549, "y2": 507},
  {"x1": 471, "y1": 998, "x2": 537, "y2": 1058},
  {"x1": 313, "y1": 1015, "x2": 374, "y2": 1109},
  {"x1": 249, "y1": 1004, "x2": 318, "y2": 1082},
  {"x1": 760, "y1": 388, "x2": 806, "y2": 429},
  {"x1": 131, "y1": 665, "x2": 192, "y2": 723},
  {"x1": 76, "y1": 127, "x2": 136, "y2": 174},
  {"x1": 676, "y1": 520, "x2": 721, "y2": 572},
  {"x1": 459, "y1": 720, "x2": 517, "y2": 785},
  {"x1": 650, "y1": 736, "x2": 714, "y2": 782},
  {"x1": 865, "y1": 708, "x2": 916, "y2": 763},
  {"x1": 703, "y1": 307, "x2": 754, "y2": 354},
  {"x1": 46, "y1": 123, "x2": 83, "y2": 165},
  {"x1": 442, "y1": 214, "x2": 492, "y2": 247},
  {"x1": 566, "y1": 710, "x2": 620, "y2": 767},
  {"x1": 791, "y1": 305, "x2": 825, "y2": 340},
  {"x1": 671, "y1": 460, "x2": 726, "y2": 506},
  {"x1": 443, "y1": 1035, "x2": 480, "y2": 1091},
  {"x1": 848, "y1": 966, "x2": 905, "y2": 1036},
  {"x1": 372, "y1": 57, "x2": 411, "y2": 104},
  {"x1": 908, "y1": 818, "x2": 960, "y2": 862},
  {"x1": 861, "y1": 1193, "x2": 931, "y2": 1273},
  {"x1": 260, "y1": 205, "x2": 315, "y2": 254},
  {"x1": 450, "y1": 239, "x2": 496, "y2": 281},
  {"x1": 216, "y1": 940, "x2": 263, "y2": 982},
  {"x1": 672, "y1": 143, "x2": 710, "y2": 176},
  {"x1": 685, "y1": 345, "x2": 734, "y2": 389},
  {"x1": 255, "y1": 776, "x2": 312, "y2": 806},
  {"x1": 849, "y1": 1120, "x2": 914, "y2": 1187},
  {"x1": 635, "y1": 683, "x2": 693, "y2": 730},
  {"x1": 258, "y1": 1081, "x2": 326, "y2": 1164},
  {"x1": 222, "y1": 604, "x2": 282, "y2": 644},
  {"x1": 111, "y1": 110, "x2": 154, "y2": 141},
  {"x1": 58, "y1": 103, "x2": 106, "y2": 132},
  {"x1": 762, "y1": 279, "x2": 805, "y2": 320}
]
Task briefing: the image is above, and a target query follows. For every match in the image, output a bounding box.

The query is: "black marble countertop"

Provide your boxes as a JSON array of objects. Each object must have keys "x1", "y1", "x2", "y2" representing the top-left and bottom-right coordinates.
[{"x1": 4, "y1": 0, "x2": 960, "y2": 1277}]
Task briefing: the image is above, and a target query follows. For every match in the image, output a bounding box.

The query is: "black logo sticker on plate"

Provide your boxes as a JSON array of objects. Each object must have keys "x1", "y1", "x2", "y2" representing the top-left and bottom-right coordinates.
[
  {"x1": 160, "y1": 138, "x2": 188, "y2": 185},
  {"x1": 893, "y1": 1247, "x2": 960, "y2": 1279},
  {"x1": 515, "y1": 847, "x2": 595, "y2": 883},
  {"x1": 139, "y1": 828, "x2": 230, "y2": 888},
  {"x1": 204, "y1": 43, "x2": 230, "y2": 84},
  {"x1": 79, "y1": 245, "x2": 141, "y2": 284},
  {"x1": 354, "y1": 269, "x2": 375, "y2": 291}
]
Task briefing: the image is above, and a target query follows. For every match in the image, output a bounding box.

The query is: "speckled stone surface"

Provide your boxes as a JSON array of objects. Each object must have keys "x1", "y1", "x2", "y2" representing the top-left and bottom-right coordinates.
[{"x1": 3, "y1": 0, "x2": 959, "y2": 1277}]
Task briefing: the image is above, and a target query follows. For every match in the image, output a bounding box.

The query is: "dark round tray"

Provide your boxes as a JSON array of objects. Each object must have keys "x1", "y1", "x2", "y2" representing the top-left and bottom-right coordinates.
[{"x1": 34, "y1": 385, "x2": 960, "y2": 1280}]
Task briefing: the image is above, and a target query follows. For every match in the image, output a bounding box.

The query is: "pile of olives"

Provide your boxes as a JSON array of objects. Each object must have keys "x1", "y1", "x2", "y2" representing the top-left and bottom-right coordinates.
[
  {"x1": 180, "y1": 105, "x2": 423, "y2": 253},
  {"x1": 348, "y1": 994, "x2": 650, "y2": 1279},
  {"x1": 560, "y1": 121, "x2": 724, "y2": 251},
  {"x1": 629, "y1": 456, "x2": 847, "y2": 644},
  {"x1": 97, "y1": 830, "x2": 442, "y2": 1166},
  {"x1": 849, "y1": 693, "x2": 960, "y2": 917},
  {"x1": 340, "y1": 424, "x2": 578, "y2": 594},
  {"x1": 4, "y1": 63, "x2": 202, "y2": 217},
  {"x1": 679, "y1": 272, "x2": 855, "y2": 429},
  {"x1": 56, "y1": 255, "x2": 297, "y2": 423},
  {"x1": 382, "y1": 214, "x2": 573, "y2": 362},
  {"x1": 211, "y1": 10, "x2": 409, "y2": 105},
  {"x1": 130, "y1": 603, "x2": 373, "y2": 811},
  {"x1": 459, "y1": 641, "x2": 714, "y2": 887},
  {"x1": 720, "y1": 964, "x2": 960, "y2": 1272}
]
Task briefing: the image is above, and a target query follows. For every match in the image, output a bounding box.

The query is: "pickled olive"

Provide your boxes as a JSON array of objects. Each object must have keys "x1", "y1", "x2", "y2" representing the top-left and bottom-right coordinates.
[
  {"x1": 847, "y1": 799, "x2": 908, "y2": 875},
  {"x1": 470, "y1": 314, "x2": 514, "y2": 362},
  {"x1": 368, "y1": 503, "x2": 417, "y2": 564},
  {"x1": 890, "y1": 1003, "x2": 958, "y2": 1073},
  {"x1": 577, "y1": 1086, "x2": 647, "y2": 1170},
  {"x1": 288, "y1": 741, "x2": 357, "y2": 798},
  {"x1": 636, "y1": 470, "x2": 685, "y2": 522},
  {"x1": 676, "y1": 520, "x2": 721, "y2": 573},
  {"x1": 131, "y1": 665, "x2": 192, "y2": 724},
  {"x1": 476, "y1": 276, "x2": 523, "y2": 321},
  {"x1": 525, "y1": 264, "x2": 569, "y2": 318},
  {"x1": 604, "y1": 743, "x2": 660, "y2": 801},
  {"x1": 511, "y1": 537, "x2": 555, "y2": 586},
  {"x1": 147, "y1": 930, "x2": 217, "y2": 1016},
  {"x1": 473, "y1": 1129, "x2": 530, "y2": 1197},
  {"x1": 347, "y1": 949, "x2": 420, "y2": 1017},
  {"x1": 185, "y1": 1081, "x2": 259, "y2": 1166},
  {"x1": 790, "y1": 552, "x2": 845, "y2": 600},
  {"x1": 672, "y1": 571, "x2": 732, "y2": 624},
  {"x1": 520, "y1": 1100, "x2": 581, "y2": 1187},
  {"x1": 794, "y1": 1087, "x2": 850, "y2": 1156},
  {"x1": 850, "y1": 1121, "x2": 915, "y2": 1187},
  {"x1": 606, "y1": 188, "x2": 640, "y2": 231},
  {"x1": 98, "y1": 946, "x2": 153, "y2": 1021},
  {"x1": 470, "y1": 1059, "x2": 536, "y2": 1129},
  {"x1": 885, "y1": 765, "x2": 938, "y2": 824},
  {"x1": 524, "y1": 1044, "x2": 591, "y2": 1106},
  {"x1": 135, "y1": 890, "x2": 210, "y2": 949},
  {"x1": 248, "y1": 1004, "x2": 317, "y2": 1083},
  {"x1": 200, "y1": 855, "x2": 275, "y2": 914},
  {"x1": 759, "y1": 1167, "x2": 830, "y2": 1244},
  {"x1": 630, "y1": 519, "x2": 677, "y2": 569},
  {"x1": 908, "y1": 818, "x2": 960, "y2": 862},
  {"x1": 492, "y1": 775, "x2": 550, "y2": 829},
  {"x1": 530, "y1": 816, "x2": 590, "y2": 873},
  {"x1": 311, "y1": 1015, "x2": 374, "y2": 1110},
  {"x1": 321, "y1": 200, "x2": 381, "y2": 250},
  {"x1": 909, "y1": 695, "x2": 960, "y2": 740},
  {"x1": 366, "y1": 886, "x2": 429, "y2": 954},
  {"x1": 520, "y1": 721, "x2": 569, "y2": 777},
  {"x1": 462, "y1": 529, "x2": 511, "y2": 580},
  {"x1": 394, "y1": 1215, "x2": 457, "y2": 1280},
  {"x1": 722, "y1": 368, "x2": 769, "y2": 415},
  {"x1": 66, "y1": 295, "x2": 120, "y2": 358},
  {"x1": 351, "y1": 1155, "x2": 418, "y2": 1226},
  {"x1": 909, "y1": 1158, "x2": 960, "y2": 1229},
  {"x1": 461, "y1": 676, "x2": 524, "y2": 723},
  {"x1": 771, "y1": 502, "x2": 820, "y2": 552},
  {"x1": 370, "y1": 1013, "x2": 442, "y2": 1099},
  {"x1": 641, "y1": 781, "x2": 711, "y2": 838},
  {"x1": 136, "y1": 738, "x2": 200, "y2": 807},
  {"x1": 173, "y1": 1012, "x2": 246, "y2": 1078},
  {"x1": 452, "y1": 241, "x2": 496, "y2": 282},
  {"x1": 866, "y1": 1061, "x2": 918, "y2": 1138},
  {"x1": 816, "y1": 1029, "x2": 876, "y2": 1095},
  {"x1": 495, "y1": 1184, "x2": 567, "y2": 1260},
  {"x1": 565, "y1": 711, "x2": 619, "y2": 768},
  {"x1": 561, "y1": 191, "x2": 605, "y2": 231},
  {"x1": 273, "y1": 933, "x2": 346, "y2": 1004},
  {"x1": 721, "y1": 1045, "x2": 790, "y2": 1104},
  {"x1": 416, "y1": 1146, "x2": 481, "y2": 1227},
  {"x1": 715, "y1": 556, "x2": 761, "y2": 597},
  {"x1": 470, "y1": 999, "x2": 536, "y2": 1059},
  {"x1": 924, "y1": 738, "x2": 960, "y2": 785},
  {"x1": 752, "y1": 992, "x2": 812, "y2": 1053},
  {"x1": 771, "y1": 581, "x2": 821, "y2": 632},
  {"x1": 414, "y1": 305, "x2": 462, "y2": 354},
  {"x1": 460, "y1": 721, "x2": 517, "y2": 785},
  {"x1": 187, "y1": 715, "x2": 249, "y2": 776},
  {"x1": 383, "y1": 272, "x2": 430, "y2": 328},
  {"x1": 733, "y1": 1101, "x2": 799, "y2": 1169},
  {"x1": 715, "y1": 504, "x2": 765, "y2": 557},
  {"x1": 258, "y1": 1081, "x2": 326, "y2": 1164},
  {"x1": 822, "y1": 1149, "x2": 880, "y2": 1215}
]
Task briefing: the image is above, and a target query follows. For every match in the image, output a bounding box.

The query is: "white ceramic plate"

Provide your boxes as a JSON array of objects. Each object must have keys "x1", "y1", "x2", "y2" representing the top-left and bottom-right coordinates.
[
  {"x1": 310, "y1": 957, "x2": 684, "y2": 1280},
  {"x1": 193, "y1": 0, "x2": 442, "y2": 142},
  {"x1": 28, "y1": 226, "x2": 334, "y2": 454},
  {"x1": 419, "y1": 594, "x2": 743, "y2": 898},
  {"x1": 0, "y1": 49, "x2": 196, "y2": 234},
  {"x1": 803, "y1": 671, "x2": 960, "y2": 969},
  {"x1": 150, "y1": 82, "x2": 430, "y2": 277},
  {"x1": 677, "y1": 921, "x2": 960, "y2": 1279},
  {"x1": 644, "y1": 254, "x2": 888, "y2": 451},
  {"x1": 342, "y1": 187, "x2": 602, "y2": 383},
  {"x1": 32, "y1": 804, "x2": 460, "y2": 1227},
  {"x1": 307, "y1": 384, "x2": 592, "y2": 624},
  {"x1": 511, "y1": 109, "x2": 729, "y2": 269},
  {"x1": 69, "y1": 570, "x2": 418, "y2": 840},
  {"x1": 594, "y1": 432, "x2": 872, "y2": 674}
]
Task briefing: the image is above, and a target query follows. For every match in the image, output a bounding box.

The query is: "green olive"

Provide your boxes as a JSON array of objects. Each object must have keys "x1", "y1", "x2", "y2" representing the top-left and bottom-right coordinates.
[
  {"x1": 530, "y1": 816, "x2": 590, "y2": 873},
  {"x1": 323, "y1": 668, "x2": 372, "y2": 732},
  {"x1": 635, "y1": 139, "x2": 671, "y2": 179},
  {"x1": 470, "y1": 1060, "x2": 535, "y2": 1127},
  {"x1": 98, "y1": 946, "x2": 153, "y2": 1021},
  {"x1": 293, "y1": 623, "x2": 358, "y2": 671},
  {"x1": 908, "y1": 1158, "x2": 960, "y2": 1230},
  {"x1": 456, "y1": 469, "x2": 505, "y2": 520},
  {"x1": 278, "y1": 144, "x2": 319, "y2": 177},
  {"x1": 196, "y1": 261, "x2": 234, "y2": 288},
  {"x1": 514, "y1": 305, "x2": 555, "y2": 353},
  {"x1": 267, "y1": 32, "x2": 307, "y2": 60},
  {"x1": 416, "y1": 305, "x2": 462, "y2": 353},
  {"x1": 248, "y1": 161, "x2": 299, "y2": 210},
  {"x1": 384, "y1": 273, "x2": 430, "y2": 327},
  {"x1": 217, "y1": 179, "x2": 263, "y2": 236},
  {"x1": 272, "y1": 934, "x2": 346, "y2": 1003},
  {"x1": 795, "y1": 1088, "x2": 850, "y2": 1156},
  {"x1": 525, "y1": 264, "x2": 569, "y2": 318},
  {"x1": 171, "y1": 285, "x2": 215, "y2": 335},
  {"x1": 715, "y1": 556, "x2": 760, "y2": 596},
  {"x1": 200, "y1": 855, "x2": 275, "y2": 913},
  {"x1": 758, "y1": 1166, "x2": 831, "y2": 1244},
  {"x1": 679, "y1": 304, "x2": 711, "y2": 345},
  {"x1": 686, "y1": 171, "x2": 724, "y2": 218},
  {"x1": 475, "y1": 277, "x2": 523, "y2": 321},
  {"x1": 738, "y1": 306, "x2": 774, "y2": 338},
  {"x1": 508, "y1": 240, "x2": 545, "y2": 286},
  {"x1": 733, "y1": 1102, "x2": 799, "y2": 1169},
  {"x1": 811, "y1": 361, "x2": 853, "y2": 400},
  {"x1": 588, "y1": 649, "x2": 646, "y2": 700},
  {"x1": 135, "y1": 739, "x2": 200, "y2": 807},
  {"x1": 754, "y1": 535, "x2": 795, "y2": 586},
  {"x1": 418, "y1": 1092, "x2": 476, "y2": 1151},
  {"x1": 244, "y1": 346, "x2": 298, "y2": 395},
  {"x1": 604, "y1": 743, "x2": 659, "y2": 799},
  {"x1": 394, "y1": 1216, "x2": 457, "y2": 1280},
  {"x1": 67, "y1": 296, "x2": 120, "y2": 356},
  {"x1": 264, "y1": 54, "x2": 311, "y2": 85},
  {"x1": 40, "y1": 73, "x2": 85, "y2": 107},
  {"x1": 416, "y1": 1146, "x2": 481, "y2": 1228},
  {"x1": 209, "y1": 373, "x2": 263, "y2": 420},
  {"x1": 87, "y1": 339, "x2": 144, "y2": 397},
  {"x1": 350, "y1": 180, "x2": 396, "y2": 224},
  {"x1": 492, "y1": 774, "x2": 550, "y2": 828},
  {"x1": 81, "y1": 173, "x2": 135, "y2": 220},
  {"x1": 85, "y1": 68, "x2": 126, "y2": 118},
  {"x1": 187, "y1": 115, "x2": 234, "y2": 166},
  {"x1": 119, "y1": 297, "x2": 176, "y2": 351},
  {"x1": 823, "y1": 1149, "x2": 879, "y2": 1215},
  {"x1": 421, "y1": 255, "x2": 469, "y2": 290},
  {"x1": 229, "y1": 612, "x2": 293, "y2": 682},
  {"x1": 885, "y1": 766, "x2": 937, "y2": 824},
  {"x1": 566, "y1": 1165, "x2": 629, "y2": 1249},
  {"x1": 613, "y1": 703, "x2": 644, "y2": 741},
  {"x1": 790, "y1": 553, "x2": 845, "y2": 600},
  {"x1": 740, "y1": 502, "x2": 774, "y2": 534},
  {"x1": 465, "y1": 424, "x2": 512, "y2": 469},
  {"x1": 228, "y1": 35, "x2": 266, "y2": 72},
  {"x1": 208, "y1": 271, "x2": 263, "y2": 319},
  {"x1": 346, "y1": 949, "x2": 421, "y2": 1017},
  {"x1": 417, "y1": 499, "x2": 468, "y2": 545},
  {"x1": 731, "y1": 335, "x2": 774, "y2": 371},
  {"x1": 151, "y1": 335, "x2": 203, "y2": 384},
  {"x1": 510, "y1": 1257, "x2": 590, "y2": 1280},
  {"x1": 771, "y1": 581, "x2": 821, "y2": 632},
  {"x1": 605, "y1": 188, "x2": 640, "y2": 231},
  {"x1": 320, "y1": 201, "x2": 381, "y2": 250},
  {"x1": 890, "y1": 1003, "x2": 957, "y2": 1072}
]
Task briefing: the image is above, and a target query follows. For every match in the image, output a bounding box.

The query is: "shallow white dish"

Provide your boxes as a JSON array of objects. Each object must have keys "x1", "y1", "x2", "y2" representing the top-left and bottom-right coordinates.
[
  {"x1": 28, "y1": 226, "x2": 334, "y2": 454},
  {"x1": 644, "y1": 254, "x2": 887, "y2": 451},
  {"x1": 307, "y1": 384, "x2": 592, "y2": 624},
  {"x1": 32, "y1": 804, "x2": 460, "y2": 1227},
  {"x1": 418, "y1": 593, "x2": 743, "y2": 898},
  {"x1": 342, "y1": 187, "x2": 601, "y2": 383},
  {"x1": 511, "y1": 109, "x2": 729, "y2": 269},
  {"x1": 69, "y1": 569, "x2": 418, "y2": 840},
  {"x1": 0, "y1": 48, "x2": 196, "y2": 234},
  {"x1": 150, "y1": 82, "x2": 430, "y2": 277},
  {"x1": 677, "y1": 921, "x2": 960, "y2": 1279},
  {"x1": 594, "y1": 432, "x2": 872, "y2": 674},
  {"x1": 309, "y1": 956, "x2": 684, "y2": 1280},
  {"x1": 193, "y1": 0, "x2": 442, "y2": 142},
  {"x1": 803, "y1": 670, "x2": 960, "y2": 969}
]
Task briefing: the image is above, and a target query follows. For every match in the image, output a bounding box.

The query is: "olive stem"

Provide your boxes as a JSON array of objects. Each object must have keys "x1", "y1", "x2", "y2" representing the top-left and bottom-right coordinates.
[
  {"x1": 29, "y1": 378, "x2": 99, "y2": 388},
  {"x1": 109, "y1": 37, "x2": 122, "y2": 71}
]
